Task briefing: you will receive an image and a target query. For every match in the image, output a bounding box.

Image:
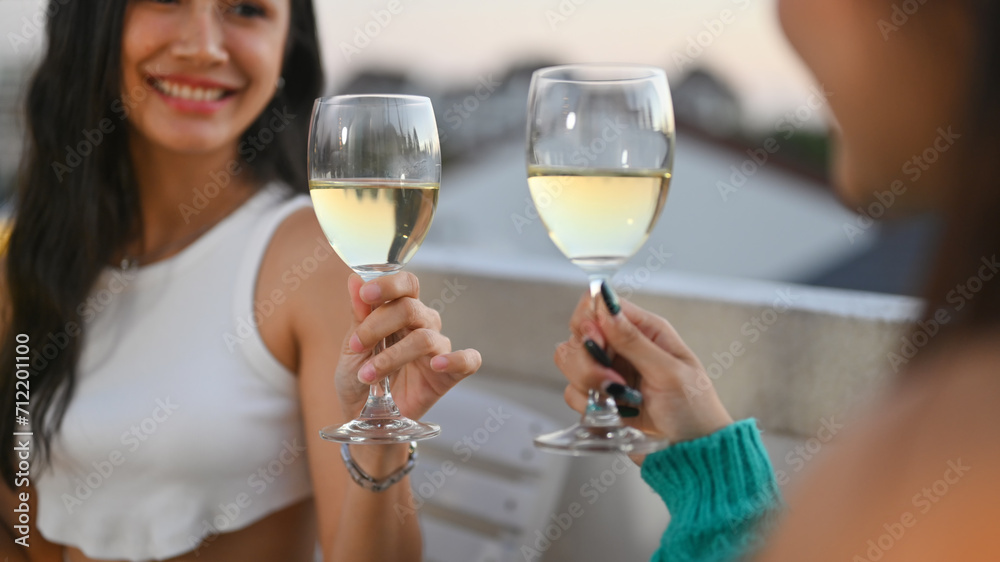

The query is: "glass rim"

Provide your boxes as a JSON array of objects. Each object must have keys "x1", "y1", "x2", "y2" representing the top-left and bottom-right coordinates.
[
  {"x1": 314, "y1": 94, "x2": 432, "y2": 106},
  {"x1": 532, "y1": 63, "x2": 666, "y2": 84}
]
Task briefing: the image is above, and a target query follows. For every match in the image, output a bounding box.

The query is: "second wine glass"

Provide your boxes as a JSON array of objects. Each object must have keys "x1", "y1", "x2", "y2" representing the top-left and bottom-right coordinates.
[
  {"x1": 308, "y1": 94, "x2": 442, "y2": 444},
  {"x1": 526, "y1": 64, "x2": 676, "y2": 455}
]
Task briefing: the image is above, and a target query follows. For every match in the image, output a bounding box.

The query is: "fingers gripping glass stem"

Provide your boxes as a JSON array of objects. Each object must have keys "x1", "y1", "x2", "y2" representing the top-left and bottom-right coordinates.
[
  {"x1": 360, "y1": 305, "x2": 400, "y2": 420},
  {"x1": 320, "y1": 296, "x2": 441, "y2": 444},
  {"x1": 532, "y1": 275, "x2": 670, "y2": 455},
  {"x1": 582, "y1": 277, "x2": 622, "y2": 428}
]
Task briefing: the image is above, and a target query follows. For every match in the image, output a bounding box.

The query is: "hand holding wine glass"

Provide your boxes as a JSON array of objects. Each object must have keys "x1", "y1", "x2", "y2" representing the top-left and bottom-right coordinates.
[
  {"x1": 556, "y1": 289, "x2": 734, "y2": 463},
  {"x1": 333, "y1": 271, "x2": 482, "y2": 431}
]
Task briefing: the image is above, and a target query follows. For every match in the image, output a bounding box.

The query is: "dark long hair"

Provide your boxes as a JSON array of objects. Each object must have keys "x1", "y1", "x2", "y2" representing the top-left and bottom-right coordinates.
[
  {"x1": 919, "y1": 1, "x2": 1000, "y2": 339},
  {"x1": 1, "y1": 0, "x2": 323, "y2": 487}
]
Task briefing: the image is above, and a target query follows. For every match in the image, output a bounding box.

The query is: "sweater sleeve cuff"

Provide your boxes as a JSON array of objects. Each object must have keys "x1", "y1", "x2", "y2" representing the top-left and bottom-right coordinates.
[{"x1": 641, "y1": 418, "x2": 781, "y2": 531}]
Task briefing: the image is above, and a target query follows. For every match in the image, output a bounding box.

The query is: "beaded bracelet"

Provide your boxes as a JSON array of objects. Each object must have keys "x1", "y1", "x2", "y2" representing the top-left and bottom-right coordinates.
[{"x1": 340, "y1": 442, "x2": 418, "y2": 492}]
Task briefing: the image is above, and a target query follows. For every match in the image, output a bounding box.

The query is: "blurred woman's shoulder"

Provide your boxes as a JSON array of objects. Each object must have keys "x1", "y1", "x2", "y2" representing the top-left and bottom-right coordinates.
[
  {"x1": 756, "y1": 332, "x2": 1000, "y2": 561},
  {"x1": 902, "y1": 330, "x2": 1000, "y2": 444}
]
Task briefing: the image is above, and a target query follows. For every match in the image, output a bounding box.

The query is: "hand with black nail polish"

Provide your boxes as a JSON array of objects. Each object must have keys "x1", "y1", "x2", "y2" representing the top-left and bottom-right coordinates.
[{"x1": 554, "y1": 285, "x2": 735, "y2": 455}]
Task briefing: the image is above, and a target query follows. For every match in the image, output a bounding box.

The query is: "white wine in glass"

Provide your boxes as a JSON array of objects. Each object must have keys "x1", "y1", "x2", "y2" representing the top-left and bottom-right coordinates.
[
  {"x1": 527, "y1": 64, "x2": 676, "y2": 455},
  {"x1": 309, "y1": 179, "x2": 438, "y2": 277},
  {"x1": 527, "y1": 167, "x2": 670, "y2": 274},
  {"x1": 308, "y1": 95, "x2": 442, "y2": 444}
]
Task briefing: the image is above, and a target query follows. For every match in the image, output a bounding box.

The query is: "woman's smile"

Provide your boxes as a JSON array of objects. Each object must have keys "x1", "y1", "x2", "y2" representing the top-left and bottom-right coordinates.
[{"x1": 147, "y1": 74, "x2": 239, "y2": 115}]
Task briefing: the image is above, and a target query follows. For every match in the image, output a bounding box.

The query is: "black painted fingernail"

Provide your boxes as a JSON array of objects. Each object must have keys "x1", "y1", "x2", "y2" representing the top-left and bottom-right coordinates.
[
  {"x1": 618, "y1": 406, "x2": 640, "y2": 418},
  {"x1": 601, "y1": 281, "x2": 621, "y2": 316},
  {"x1": 605, "y1": 382, "x2": 626, "y2": 396},
  {"x1": 584, "y1": 339, "x2": 613, "y2": 367},
  {"x1": 605, "y1": 382, "x2": 643, "y2": 406}
]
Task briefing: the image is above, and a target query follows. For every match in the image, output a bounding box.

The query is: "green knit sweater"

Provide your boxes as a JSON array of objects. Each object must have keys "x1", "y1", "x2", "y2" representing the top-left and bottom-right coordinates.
[{"x1": 640, "y1": 419, "x2": 783, "y2": 562}]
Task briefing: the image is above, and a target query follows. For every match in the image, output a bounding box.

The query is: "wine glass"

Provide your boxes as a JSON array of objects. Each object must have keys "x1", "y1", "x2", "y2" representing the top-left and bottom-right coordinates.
[
  {"x1": 526, "y1": 64, "x2": 675, "y2": 455},
  {"x1": 308, "y1": 94, "x2": 442, "y2": 444}
]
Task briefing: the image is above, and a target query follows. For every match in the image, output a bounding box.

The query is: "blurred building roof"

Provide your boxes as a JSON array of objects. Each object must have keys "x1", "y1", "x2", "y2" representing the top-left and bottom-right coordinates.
[
  {"x1": 672, "y1": 68, "x2": 742, "y2": 138},
  {"x1": 0, "y1": 61, "x2": 30, "y2": 197}
]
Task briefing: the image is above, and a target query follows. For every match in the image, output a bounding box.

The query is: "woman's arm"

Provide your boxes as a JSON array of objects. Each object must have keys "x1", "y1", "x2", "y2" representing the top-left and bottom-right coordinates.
[
  {"x1": 642, "y1": 419, "x2": 782, "y2": 562},
  {"x1": 262, "y1": 209, "x2": 479, "y2": 561},
  {"x1": 292, "y1": 270, "x2": 421, "y2": 562}
]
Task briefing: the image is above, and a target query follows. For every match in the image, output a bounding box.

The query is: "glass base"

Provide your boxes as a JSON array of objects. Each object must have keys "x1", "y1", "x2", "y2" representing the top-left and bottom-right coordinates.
[
  {"x1": 320, "y1": 416, "x2": 440, "y2": 444},
  {"x1": 355, "y1": 265, "x2": 404, "y2": 282},
  {"x1": 534, "y1": 423, "x2": 670, "y2": 456}
]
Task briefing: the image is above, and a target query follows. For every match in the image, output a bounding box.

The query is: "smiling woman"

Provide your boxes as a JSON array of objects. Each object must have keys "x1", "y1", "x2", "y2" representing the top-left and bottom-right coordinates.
[{"x1": 0, "y1": 1, "x2": 481, "y2": 561}]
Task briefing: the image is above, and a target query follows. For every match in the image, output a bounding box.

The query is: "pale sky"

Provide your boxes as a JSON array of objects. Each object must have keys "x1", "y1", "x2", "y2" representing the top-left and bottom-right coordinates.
[{"x1": 1, "y1": 0, "x2": 824, "y2": 129}]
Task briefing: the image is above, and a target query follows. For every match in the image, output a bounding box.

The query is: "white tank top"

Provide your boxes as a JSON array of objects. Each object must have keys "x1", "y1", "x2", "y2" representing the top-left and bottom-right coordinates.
[{"x1": 35, "y1": 183, "x2": 315, "y2": 561}]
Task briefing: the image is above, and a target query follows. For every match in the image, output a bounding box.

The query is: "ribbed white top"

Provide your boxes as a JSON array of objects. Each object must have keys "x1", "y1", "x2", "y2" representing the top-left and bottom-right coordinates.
[{"x1": 35, "y1": 183, "x2": 315, "y2": 561}]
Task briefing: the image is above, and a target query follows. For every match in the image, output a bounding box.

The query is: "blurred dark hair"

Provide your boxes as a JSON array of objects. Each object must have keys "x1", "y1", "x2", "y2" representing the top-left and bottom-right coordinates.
[
  {"x1": 1, "y1": 0, "x2": 323, "y2": 488},
  {"x1": 919, "y1": 0, "x2": 1000, "y2": 340}
]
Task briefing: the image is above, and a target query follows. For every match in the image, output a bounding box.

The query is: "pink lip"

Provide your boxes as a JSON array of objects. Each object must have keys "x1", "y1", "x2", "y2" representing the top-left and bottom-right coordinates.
[{"x1": 148, "y1": 75, "x2": 239, "y2": 116}]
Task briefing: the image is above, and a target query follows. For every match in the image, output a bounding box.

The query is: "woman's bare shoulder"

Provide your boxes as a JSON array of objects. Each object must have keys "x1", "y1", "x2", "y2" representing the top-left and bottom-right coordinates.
[
  {"x1": 256, "y1": 202, "x2": 350, "y2": 292},
  {"x1": 253, "y1": 204, "x2": 352, "y2": 372},
  {"x1": 757, "y1": 333, "x2": 1000, "y2": 561}
]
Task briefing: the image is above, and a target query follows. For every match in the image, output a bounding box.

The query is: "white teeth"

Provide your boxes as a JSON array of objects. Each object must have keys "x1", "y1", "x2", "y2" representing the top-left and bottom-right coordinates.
[{"x1": 153, "y1": 79, "x2": 227, "y2": 102}]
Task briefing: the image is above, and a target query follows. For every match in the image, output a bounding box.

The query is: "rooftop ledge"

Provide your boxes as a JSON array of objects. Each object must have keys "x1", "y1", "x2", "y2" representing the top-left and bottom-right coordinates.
[{"x1": 410, "y1": 247, "x2": 921, "y2": 439}]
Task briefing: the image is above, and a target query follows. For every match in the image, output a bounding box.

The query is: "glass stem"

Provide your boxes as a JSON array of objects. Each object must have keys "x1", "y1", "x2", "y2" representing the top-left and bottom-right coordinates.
[
  {"x1": 583, "y1": 275, "x2": 622, "y2": 428},
  {"x1": 369, "y1": 334, "x2": 390, "y2": 399},
  {"x1": 359, "y1": 304, "x2": 400, "y2": 420}
]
